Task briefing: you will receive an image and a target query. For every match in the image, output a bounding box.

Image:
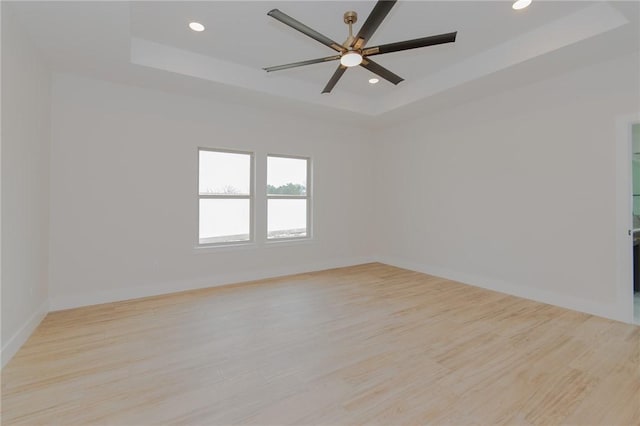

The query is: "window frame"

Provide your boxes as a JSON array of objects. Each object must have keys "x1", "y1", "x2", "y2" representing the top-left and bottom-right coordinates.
[
  {"x1": 197, "y1": 147, "x2": 255, "y2": 247},
  {"x1": 266, "y1": 153, "x2": 312, "y2": 242}
]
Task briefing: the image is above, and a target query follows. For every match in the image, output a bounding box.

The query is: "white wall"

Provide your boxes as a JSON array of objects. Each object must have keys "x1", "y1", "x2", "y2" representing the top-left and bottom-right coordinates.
[
  {"x1": 49, "y1": 74, "x2": 374, "y2": 310},
  {"x1": 1, "y1": 4, "x2": 51, "y2": 366},
  {"x1": 373, "y1": 52, "x2": 640, "y2": 322}
]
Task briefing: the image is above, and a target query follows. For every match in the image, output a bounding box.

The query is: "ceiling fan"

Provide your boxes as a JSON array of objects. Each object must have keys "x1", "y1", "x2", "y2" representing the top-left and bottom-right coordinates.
[{"x1": 263, "y1": 0, "x2": 457, "y2": 94}]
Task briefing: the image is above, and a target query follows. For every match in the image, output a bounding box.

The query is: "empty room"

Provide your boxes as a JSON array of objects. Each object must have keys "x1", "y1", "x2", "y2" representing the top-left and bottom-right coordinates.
[{"x1": 2, "y1": 0, "x2": 639, "y2": 424}]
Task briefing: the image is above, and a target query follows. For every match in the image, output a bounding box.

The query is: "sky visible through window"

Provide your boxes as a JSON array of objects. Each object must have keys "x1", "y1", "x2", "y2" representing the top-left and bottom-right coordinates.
[
  {"x1": 199, "y1": 151, "x2": 250, "y2": 195},
  {"x1": 267, "y1": 156, "x2": 307, "y2": 191}
]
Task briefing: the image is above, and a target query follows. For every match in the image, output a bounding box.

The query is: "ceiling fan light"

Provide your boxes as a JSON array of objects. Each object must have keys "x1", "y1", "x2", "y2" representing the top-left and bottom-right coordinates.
[
  {"x1": 512, "y1": 0, "x2": 532, "y2": 10},
  {"x1": 340, "y1": 51, "x2": 363, "y2": 67}
]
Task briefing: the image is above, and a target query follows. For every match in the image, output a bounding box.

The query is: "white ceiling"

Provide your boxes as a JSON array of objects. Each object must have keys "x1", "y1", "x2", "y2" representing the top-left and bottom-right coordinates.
[{"x1": 6, "y1": 1, "x2": 640, "y2": 118}]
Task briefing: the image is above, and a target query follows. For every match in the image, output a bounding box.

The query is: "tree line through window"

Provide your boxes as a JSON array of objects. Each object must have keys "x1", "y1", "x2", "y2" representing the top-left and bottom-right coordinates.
[{"x1": 198, "y1": 149, "x2": 310, "y2": 245}]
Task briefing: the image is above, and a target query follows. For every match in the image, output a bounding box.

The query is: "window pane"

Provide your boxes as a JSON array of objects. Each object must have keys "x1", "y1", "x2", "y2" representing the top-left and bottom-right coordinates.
[
  {"x1": 267, "y1": 156, "x2": 307, "y2": 195},
  {"x1": 199, "y1": 199, "x2": 250, "y2": 244},
  {"x1": 199, "y1": 150, "x2": 251, "y2": 195},
  {"x1": 268, "y1": 199, "x2": 307, "y2": 239}
]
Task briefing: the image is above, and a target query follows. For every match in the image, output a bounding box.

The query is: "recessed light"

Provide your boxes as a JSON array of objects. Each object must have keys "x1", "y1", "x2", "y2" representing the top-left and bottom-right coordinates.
[
  {"x1": 189, "y1": 22, "x2": 205, "y2": 32},
  {"x1": 512, "y1": 0, "x2": 532, "y2": 10},
  {"x1": 368, "y1": 78, "x2": 379, "y2": 84}
]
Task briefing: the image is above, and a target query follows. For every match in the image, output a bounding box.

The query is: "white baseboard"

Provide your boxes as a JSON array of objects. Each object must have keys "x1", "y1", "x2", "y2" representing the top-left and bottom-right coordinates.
[
  {"x1": 1, "y1": 299, "x2": 49, "y2": 369},
  {"x1": 49, "y1": 256, "x2": 375, "y2": 311},
  {"x1": 375, "y1": 255, "x2": 627, "y2": 323}
]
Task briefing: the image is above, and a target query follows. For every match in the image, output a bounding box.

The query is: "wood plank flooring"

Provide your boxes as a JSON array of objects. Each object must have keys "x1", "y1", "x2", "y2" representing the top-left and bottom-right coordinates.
[{"x1": 2, "y1": 263, "x2": 639, "y2": 425}]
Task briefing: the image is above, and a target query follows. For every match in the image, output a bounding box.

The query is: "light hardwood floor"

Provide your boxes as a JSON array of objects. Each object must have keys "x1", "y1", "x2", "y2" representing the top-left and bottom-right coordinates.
[{"x1": 2, "y1": 263, "x2": 639, "y2": 425}]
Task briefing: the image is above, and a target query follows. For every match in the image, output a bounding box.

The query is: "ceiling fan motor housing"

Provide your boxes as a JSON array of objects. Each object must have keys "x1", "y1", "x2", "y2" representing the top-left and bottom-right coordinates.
[{"x1": 344, "y1": 11, "x2": 358, "y2": 24}]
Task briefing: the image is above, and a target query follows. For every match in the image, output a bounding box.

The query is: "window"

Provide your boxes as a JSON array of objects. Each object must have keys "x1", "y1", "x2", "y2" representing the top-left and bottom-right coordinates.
[
  {"x1": 198, "y1": 149, "x2": 253, "y2": 245},
  {"x1": 267, "y1": 155, "x2": 310, "y2": 240},
  {"x1": 197, "y1": 150, "x2": 310, "y2": 246}
]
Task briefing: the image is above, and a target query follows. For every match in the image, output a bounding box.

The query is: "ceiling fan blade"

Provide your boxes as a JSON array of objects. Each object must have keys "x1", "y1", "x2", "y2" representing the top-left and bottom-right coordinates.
[
  {"x1": 360, "y1": 59, "x2": 403, "y2": 85},
  {"x1": 352, "y1": 0, "x2": 397, "y2": 49},
  {"x1": 268, "y1": 9, "x2": 346, "y2": 53},
  {"x1": 363, "y1": 32, "x2": 457, "y2": 56},
  {"x1": 264, "y1": 55, "x2": 341, "y2": 72},
  {"x1": 321, "y1": 65, "x2": 347, "y2": 94}
]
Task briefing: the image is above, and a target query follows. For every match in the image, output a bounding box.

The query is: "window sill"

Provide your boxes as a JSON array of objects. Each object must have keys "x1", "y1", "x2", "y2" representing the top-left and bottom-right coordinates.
[
  {"x1": 193, "y1": 242, "x2": 258, "y2": 254},
  {"x1": 264, "y1": 237, "x2": 314, "y2": 248},
  {"x1": 193, "y1": 238, "x2": 314, "y2": 254}
]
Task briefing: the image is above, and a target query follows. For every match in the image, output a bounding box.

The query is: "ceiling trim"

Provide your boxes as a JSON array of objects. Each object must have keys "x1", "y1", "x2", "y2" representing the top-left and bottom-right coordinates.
[
  {"x1": 378, "y1": 2, "x2": 629, "y2": 114},
  {"x1": 130, "y1": 37, "x2": 376, "y2": 115}
]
